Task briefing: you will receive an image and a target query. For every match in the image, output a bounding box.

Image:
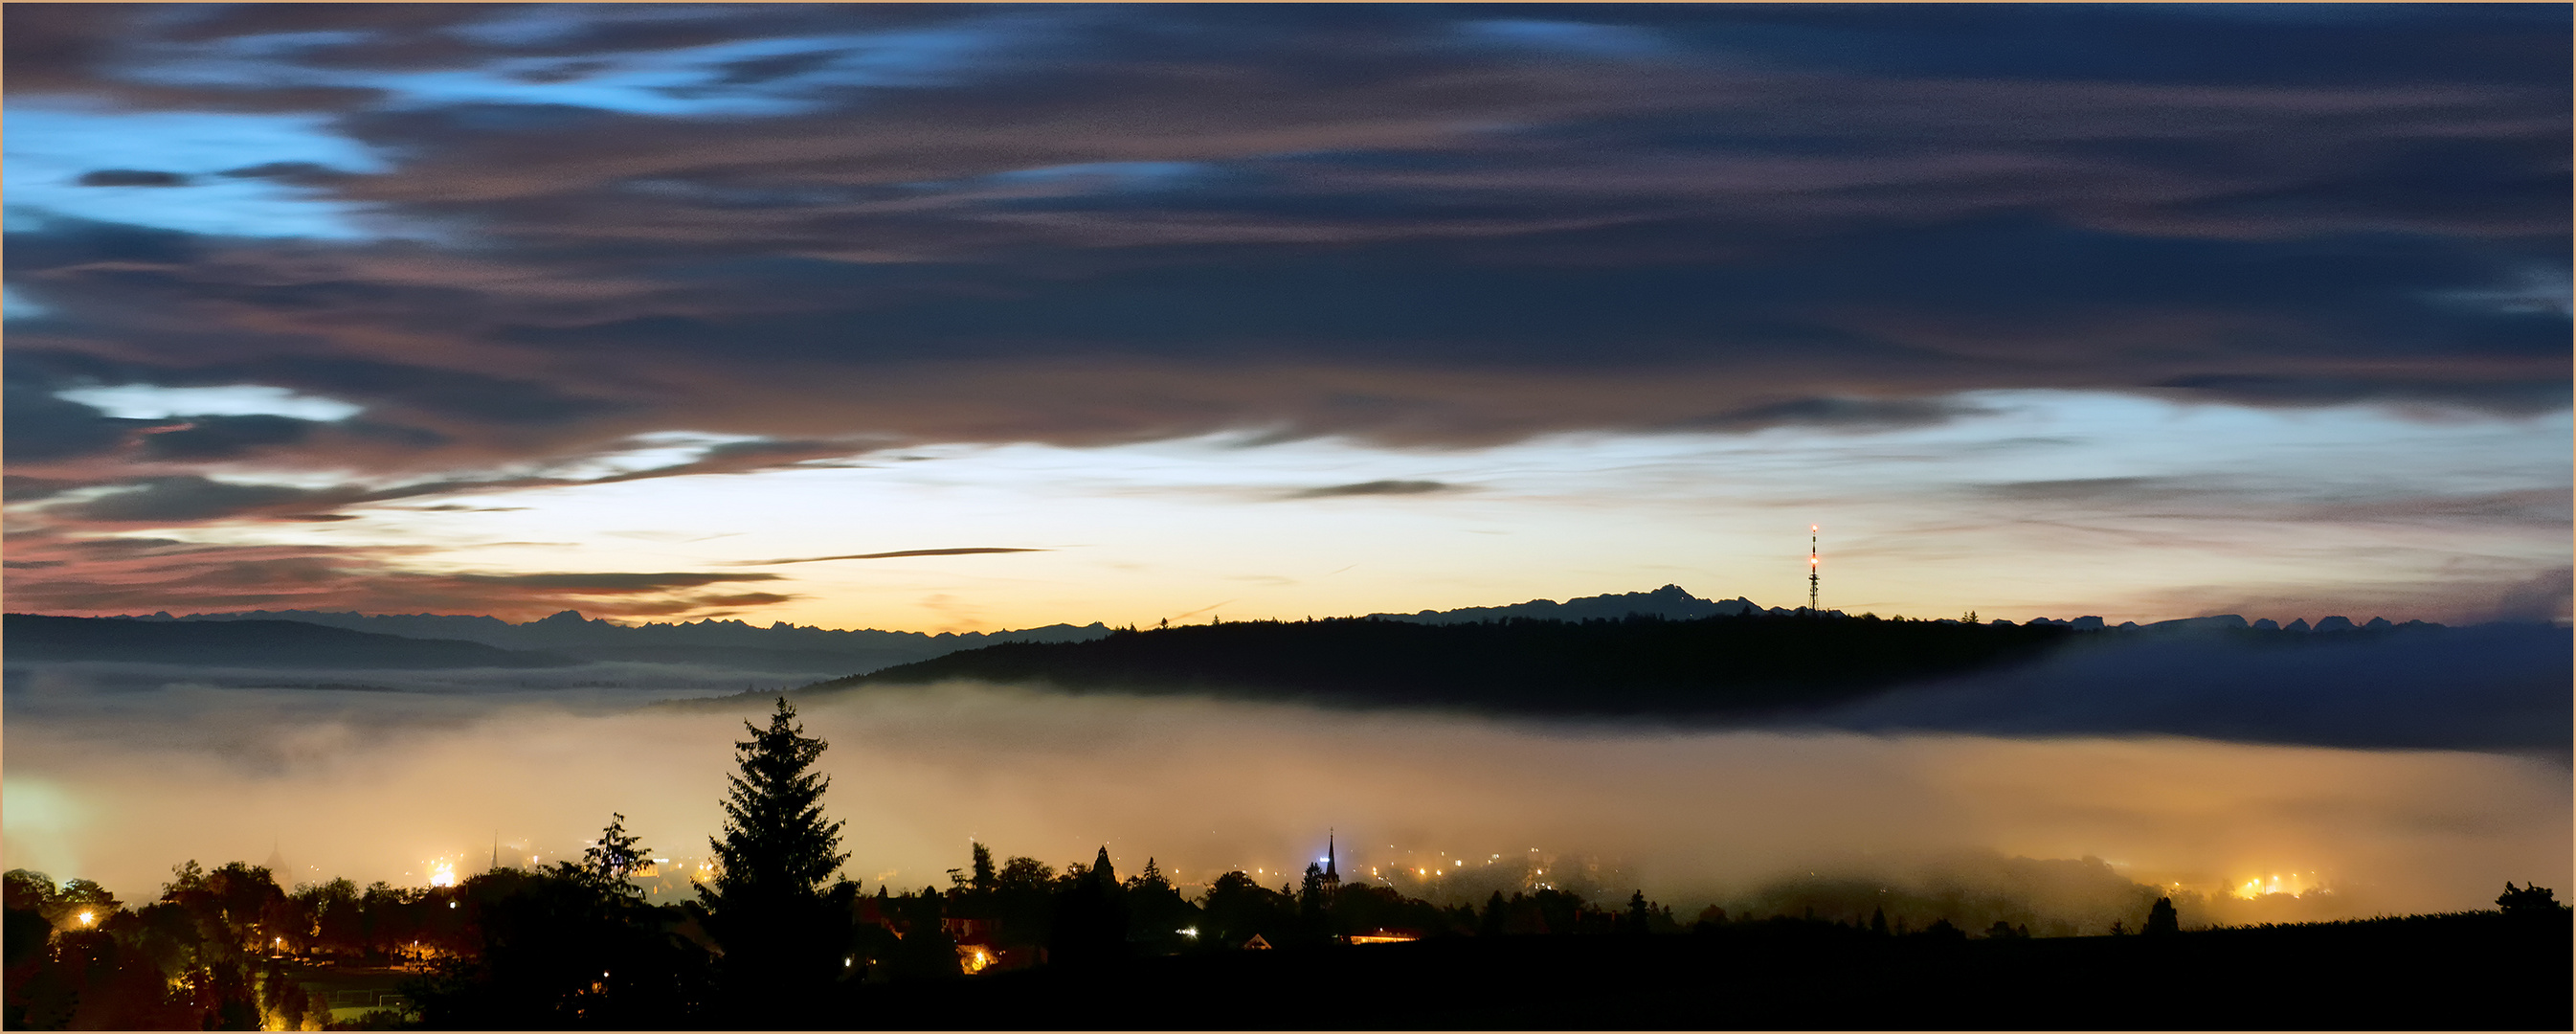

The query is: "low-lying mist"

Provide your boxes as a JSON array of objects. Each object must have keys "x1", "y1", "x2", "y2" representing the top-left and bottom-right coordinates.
[
  {"x1": 1782, "y1": 622, "x2": 2569, "y2": 759},
  {"x1": 4, "y1": 667, "x2": 2565, "y2": 932}
]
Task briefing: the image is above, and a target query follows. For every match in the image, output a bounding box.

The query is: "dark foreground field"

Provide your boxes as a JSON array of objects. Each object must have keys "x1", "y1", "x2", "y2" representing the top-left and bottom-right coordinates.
[{"x1": 854, "y1": 915, "x2": 2570, "y2": 1030}]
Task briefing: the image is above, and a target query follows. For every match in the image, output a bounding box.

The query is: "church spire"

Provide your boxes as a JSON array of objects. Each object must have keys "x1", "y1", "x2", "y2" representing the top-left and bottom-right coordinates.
[{"x1": 1326, "y1": 829, "x2": 1338, "y2": 880}]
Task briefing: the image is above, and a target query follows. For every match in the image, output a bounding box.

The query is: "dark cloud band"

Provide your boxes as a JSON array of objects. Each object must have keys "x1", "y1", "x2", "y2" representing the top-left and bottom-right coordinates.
[{"x1": 728, "y1": 548, "x2": 1048, "y2": 566}]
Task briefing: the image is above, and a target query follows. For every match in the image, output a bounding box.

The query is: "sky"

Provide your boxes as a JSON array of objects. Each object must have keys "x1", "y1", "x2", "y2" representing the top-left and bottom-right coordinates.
[{"x1": 5, "y1": 3, "x2": 2569, "y2": 633}]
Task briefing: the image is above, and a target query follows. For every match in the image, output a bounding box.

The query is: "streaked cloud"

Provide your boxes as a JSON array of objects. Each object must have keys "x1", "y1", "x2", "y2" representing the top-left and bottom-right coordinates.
[
  {"x1": 1285, "y1": 480, "x2": 1459, "y2": 500},
  {"x1": 728, "y1": 548, "x2": 1048, "y2": 566},
  {"x1": 54, "y1": 383, "x2": 365, "y2": 421}
]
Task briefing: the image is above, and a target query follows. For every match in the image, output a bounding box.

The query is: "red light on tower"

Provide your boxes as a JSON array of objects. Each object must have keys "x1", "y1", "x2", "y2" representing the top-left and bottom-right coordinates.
[{"x1": 1807, "y1": 526, "x2": 1821, "y2": 614}]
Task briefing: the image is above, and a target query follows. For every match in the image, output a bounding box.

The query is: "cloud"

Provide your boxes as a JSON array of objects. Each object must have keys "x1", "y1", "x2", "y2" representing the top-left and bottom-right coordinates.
[
  {"x1": 1970, "y1": 477, "x2": 2573, "y2": 531},
  {"x1": 1286, "y1": 480, "x2": 1460, "y2": 499},
  {"x1": 0, "y1": 4, "x2": 2564, "y2": 618},
  {"x1": 1673, "y1": 397, "x2": 1988, "y2": 434},
  {"x1": 4, "y1": 7, "x2": 2559, "y2": 471},
  {"x1": 76, "y1": 169, "x2": 191, "y2": 188},
  {"x1": 0, "y1": 536, "x2": 800, "y2": 621},
  {"x1": 3, "y1": 385, "x2": 146, "y2": 463},
  {"x1": 729, "y1": 548, "x2": 1048, "y2": 566},
  {"x1": 57, "y1": 475, "x2": 341, "y2": 523},
  {"x1": 2490, "y1": 566, "x2": 2573, "y2": 623},
  {"x1": 434, "y1": 572, "x2": 781, "y2": 593},
  {"x1": 2, "y1": 477, "x2": 90, "y2": 503},
  {"x1": 130, "y1": 414, "x2": 319, "y2": 461}
]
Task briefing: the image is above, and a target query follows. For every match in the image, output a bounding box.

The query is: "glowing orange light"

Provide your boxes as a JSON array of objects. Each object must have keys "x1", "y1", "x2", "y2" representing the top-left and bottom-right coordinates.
[{"x1": 76, "y1": 910, "x2": 95, "y2": 927}]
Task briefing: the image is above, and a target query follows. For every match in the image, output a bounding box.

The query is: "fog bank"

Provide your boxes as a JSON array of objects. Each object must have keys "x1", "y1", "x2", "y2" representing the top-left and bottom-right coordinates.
[
  {"x1": 1785, "y1": 623, "x2": 2570, "y2": 759},
  {"x1": 4, "y1": 673, "x2": 2564, "y2": 924}
]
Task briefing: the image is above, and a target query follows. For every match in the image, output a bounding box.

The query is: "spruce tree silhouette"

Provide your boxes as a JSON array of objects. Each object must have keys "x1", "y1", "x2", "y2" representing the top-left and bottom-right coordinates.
[
  {"x1": 1120, "y1": 858, "x2": 1198, "y2": 955},
  {"x1": 2144, "y1": 896, "x2": 2180, "y2": 935},
  {"x1": 1048, "y1": 846, "x2": 1129, "y2": 969},
  {"x1": 700, "y1": 698, "x2": 854, "y2": 1020},
  {"x1": 970, "y1": 843, "x2": 997, "y2": 893}
]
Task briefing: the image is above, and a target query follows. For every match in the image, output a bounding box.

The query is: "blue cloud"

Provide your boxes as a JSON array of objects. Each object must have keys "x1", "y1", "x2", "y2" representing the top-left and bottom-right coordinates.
[
  {"x1": 1458, "y1": 19, "x2": 1669, "y2": 59},
  {"x1": 2, "y1": 105, "x2": 384, "y2": 238}
]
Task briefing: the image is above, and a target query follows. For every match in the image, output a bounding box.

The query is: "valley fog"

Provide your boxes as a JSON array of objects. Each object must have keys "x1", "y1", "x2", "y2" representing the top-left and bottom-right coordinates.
[{"x1": 4, "y1": 668, "x2": 2565, "y2": 927}]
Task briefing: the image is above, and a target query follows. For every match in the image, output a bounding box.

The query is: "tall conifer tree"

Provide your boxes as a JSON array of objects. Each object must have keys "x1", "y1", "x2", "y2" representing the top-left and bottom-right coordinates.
[
  {"x1": 701, "y1": 698, "x2": 854, "y2": 1015},
  {"x1": 708, "y1": 698, "x2": 846, "y2": 903}
]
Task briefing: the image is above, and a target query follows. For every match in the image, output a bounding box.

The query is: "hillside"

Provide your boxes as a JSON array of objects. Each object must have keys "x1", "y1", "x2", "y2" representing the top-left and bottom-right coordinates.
[
  {"x1": 810, "y1": 613, "x2": 2078, "y2": 718},
  {"x1": 2, "y1": 614, "x2": 574, "y2": 669},
  {"x1": 95, "y1": 608, "x2": 1114, "y2": 677},
  {"x1": 86, "y1": 586, "x2": 1772, "y2": 679},
  {"x1": 1369, "y1": 583, "x2": 1772, "y2": 624}
]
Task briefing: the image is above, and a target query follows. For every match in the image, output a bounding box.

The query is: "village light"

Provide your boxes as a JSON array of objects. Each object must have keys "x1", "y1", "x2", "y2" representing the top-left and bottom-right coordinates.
[
  {"x1": 76, "y1": 910, "x2": 94, "y2": 927},
  {"x1": 1177, "y1": 927, "x2": 1198, "y2": 937}
]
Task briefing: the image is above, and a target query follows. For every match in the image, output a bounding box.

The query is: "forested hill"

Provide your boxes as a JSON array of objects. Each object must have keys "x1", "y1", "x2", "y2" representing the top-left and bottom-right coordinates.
[
  {"x1": 1368, "y1": 583, "x2": 1770, "y2": 624},
  {"x1": 805, "y1": 614, "x2": 2078, "y2": 718}
]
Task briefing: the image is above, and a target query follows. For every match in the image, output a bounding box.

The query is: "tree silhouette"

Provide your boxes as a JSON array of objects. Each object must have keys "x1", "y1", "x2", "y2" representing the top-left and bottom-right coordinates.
[
  {"x1": 1622, "y1": 890, "x2": 1651, "y2": 936},
  {"x1": 560, "y1": 814, "x2": 648, "y2": 899},
  {"x1": 885, "y1": 887, "x2": 962, "y2": 981},
  {"x1": 707, "y1": 699, "x2": 847, "y2": 904},
  {"x1": 1200, "y1": 870, "x2": 1295, "y2": 949},
  {"x1": 1121, "y1": 858, "x2": 1198, "y2": 955},
  {"x1": 2496, "y1": 883, "x2": 2565, "y2": 918},
  {"x1": 1048, "y1": 847, "x2": 1130, "y2": 968},
  {"x1": 970, "y1": 843, "x2": 997, "y2": 894},
  {"x1": 699, "y1": 698, "x2": 854, "y2": 1017},
  {"x1": 2144, "y1": 896, "x2": 2179, "y2": 935}
]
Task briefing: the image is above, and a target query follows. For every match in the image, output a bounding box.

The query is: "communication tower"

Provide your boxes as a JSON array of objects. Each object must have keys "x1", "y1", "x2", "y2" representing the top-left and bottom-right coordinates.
[{"x1": 1808, "y1": 525, "x2": 1820, "y2": 614}]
